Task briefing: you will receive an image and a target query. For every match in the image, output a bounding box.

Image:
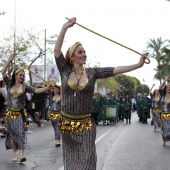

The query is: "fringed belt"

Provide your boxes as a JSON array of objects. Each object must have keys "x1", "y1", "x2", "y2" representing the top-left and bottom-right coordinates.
[
  {"x1": 6, "y1": 108, "x2": 24, "y2": 119},
  {"x1": 161, "y1": 112, "x2": 170, "y2": 120},
  {"x1": 152, "y1": 108, "x2": 161, "y2": 114},
  {"x1": 6, "y1": 107, "x2": 28, "y2": 128},
  {"x1": 49, "y1": 110, "x2": 60, "y2": 120},
  {"x1": 59, "y1": 111, "x2": 92, "y2": 133}
]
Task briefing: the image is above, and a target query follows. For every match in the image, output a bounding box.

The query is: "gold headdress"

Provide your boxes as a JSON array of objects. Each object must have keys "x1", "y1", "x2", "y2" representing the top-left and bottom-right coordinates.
[
  {"x1": 68, "y1": 42, "x2": 82, "y2": 59},
  {"x1": 15, "y1": 68, "x2": 25, "y2": 75}
]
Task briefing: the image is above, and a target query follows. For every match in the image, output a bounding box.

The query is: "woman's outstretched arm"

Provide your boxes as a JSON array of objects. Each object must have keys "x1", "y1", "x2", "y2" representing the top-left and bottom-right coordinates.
[
  {"x1": 54, "y1": 17, "x2": 76, "y2": 58},
  {"x1": 159, "y1": 76, "x2": 169, "y2": 89},
  {"x1": 2, "y1": 53, "x2": 15, "y2": 78},
  {"x1": 113, "y1": 52, "x2": 149, "y2": 75}
]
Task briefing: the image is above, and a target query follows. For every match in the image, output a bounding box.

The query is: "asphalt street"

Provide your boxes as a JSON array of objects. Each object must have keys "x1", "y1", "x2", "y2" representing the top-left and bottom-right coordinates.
[{"x1": 0, "y1": 112, "x2": 170, "y2": 170}]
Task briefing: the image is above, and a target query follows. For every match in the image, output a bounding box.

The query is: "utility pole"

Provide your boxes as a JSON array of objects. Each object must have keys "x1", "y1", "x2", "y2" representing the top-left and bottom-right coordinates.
[
  {"x1": 44, "y1": 29, "x2": 46, "y2": 80},
  {"x1": 12, "y1": 0, "x2": 17, "y2": 72},
  {"x1": 14, "y1": 0, "x2": 16, "y2": 52}
]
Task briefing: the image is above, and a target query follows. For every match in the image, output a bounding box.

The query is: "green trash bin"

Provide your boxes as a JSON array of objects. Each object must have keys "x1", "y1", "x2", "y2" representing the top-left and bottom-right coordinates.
[
  {"x1": 97, "y1": 107, "x2": 105, "y2": 123},
  {"x1": 103, "y1": 105, "x2": 119, "y2": 124}
]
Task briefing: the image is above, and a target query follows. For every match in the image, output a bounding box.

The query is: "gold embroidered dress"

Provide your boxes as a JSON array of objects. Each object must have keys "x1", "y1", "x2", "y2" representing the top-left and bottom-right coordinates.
[
  {"x1": 150, "y1": 93, "x2": 161, "y2": 127},
  {"x1": 49, "y1": 92, "x2": 61, "y2": 140},
  {"x1": 55, "y1": 53, "x2": 114, "y2": 170},
  {"x1": 4, "y1": 75, "x2": 35, "y2": 150},
  {"x1": 160, "y1": 94, "x2": 170, "y2": 142}
]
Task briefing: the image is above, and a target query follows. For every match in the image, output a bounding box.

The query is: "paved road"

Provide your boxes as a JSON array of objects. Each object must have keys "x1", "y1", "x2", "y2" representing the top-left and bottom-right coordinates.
[{"x1": 0, "y1": 112, "x2": 170, "y2": 170}]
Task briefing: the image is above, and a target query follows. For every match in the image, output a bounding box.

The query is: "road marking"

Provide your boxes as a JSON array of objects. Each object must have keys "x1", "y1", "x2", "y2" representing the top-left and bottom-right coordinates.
[
  {"x1": 95, "y1": 129, "x2": 112, "y2": 144},
  {"x1": 58, "y1": 128, "x2": 112, "y2": 170}
]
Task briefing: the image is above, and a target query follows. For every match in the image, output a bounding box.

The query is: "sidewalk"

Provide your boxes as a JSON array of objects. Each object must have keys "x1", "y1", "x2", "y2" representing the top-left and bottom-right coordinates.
[{"x1": 28, "y1": 120, "x2": 51, "y2": 129}]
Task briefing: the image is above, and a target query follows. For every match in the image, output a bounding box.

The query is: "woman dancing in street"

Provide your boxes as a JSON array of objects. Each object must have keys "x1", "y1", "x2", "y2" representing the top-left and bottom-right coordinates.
[
  {"x1": 150, "y1": 84, "x2": 161, "y2": 131},
  {"x1": 2, "y1": 54, "x2": 50, "y2": 162},
  {"x1": 159, "y1": 76, "x2": 170, "y2": 146},
  {"x1": 48, "y1": 75, "x2": 61, "y2": 147},
  {"x1": 54, "y1": 17, "x2": 149, "y2": 170}
]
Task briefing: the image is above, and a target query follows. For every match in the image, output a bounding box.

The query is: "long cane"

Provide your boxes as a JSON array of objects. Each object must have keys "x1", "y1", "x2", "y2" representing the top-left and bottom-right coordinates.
[{"x1": 66, "y1": 17, "x2": 150, "y2": 64}]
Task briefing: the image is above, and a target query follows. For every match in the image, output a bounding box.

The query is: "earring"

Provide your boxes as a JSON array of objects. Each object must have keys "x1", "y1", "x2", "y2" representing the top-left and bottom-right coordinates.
[{"x1": 70, "y1": 60, "x2": 73, "y2": 65}]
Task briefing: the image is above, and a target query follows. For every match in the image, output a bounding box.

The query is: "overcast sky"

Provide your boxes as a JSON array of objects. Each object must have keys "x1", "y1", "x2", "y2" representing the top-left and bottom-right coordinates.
[{"x1": 0, "y1": 0, "x2": 170, "y2": 89}]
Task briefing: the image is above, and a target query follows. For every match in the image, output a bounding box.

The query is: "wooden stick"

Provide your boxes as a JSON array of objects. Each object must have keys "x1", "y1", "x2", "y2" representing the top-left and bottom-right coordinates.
[
  {"x1": 14, "y1": 57, "x2": 49, "y2": 84},
  {"x1": 66, "y1": 17, "x2": 150, "y2": 64}
]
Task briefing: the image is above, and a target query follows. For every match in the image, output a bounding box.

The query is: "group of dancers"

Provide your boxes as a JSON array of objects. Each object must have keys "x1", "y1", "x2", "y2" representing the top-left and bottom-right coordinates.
[
  {"x1": 0, "y1": 53, "x2": 62, "y2": 162},
  {"x1": 0, "y1": 17, "x2": 149, "y2": 170}
]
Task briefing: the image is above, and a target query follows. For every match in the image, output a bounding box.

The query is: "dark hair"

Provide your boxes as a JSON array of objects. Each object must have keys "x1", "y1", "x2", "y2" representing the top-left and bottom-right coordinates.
[
  {"x1": 0, "y1": 80, "x2": 4, "y2": 87},
  {"x1": 52, "y1": 85, "x2": 61, "y2": 96},
  {"x1": 162, "y1": 85, "x2": 167, "y2": 95},
  {"x1": 153, "y1": 89, "x2": 159, "y2": 96},
  {"x1": 10, "y1": 68, "x2": 24, "y2": 87}
]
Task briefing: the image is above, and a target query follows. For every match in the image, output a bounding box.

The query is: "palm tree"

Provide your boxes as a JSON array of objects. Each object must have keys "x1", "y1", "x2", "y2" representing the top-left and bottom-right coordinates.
[
  {"x1": 146, "y1": 37, "x2": 168, "y2": 82},
  {"x1": 160, "y1": 46, "x2": 170, "y2": 77},
  {"x1": 146, "y1": 37, "x2": 167, "y2": 66},
  {"x1": 153, "y1": 64, "x2": 166, "y2": 84}
]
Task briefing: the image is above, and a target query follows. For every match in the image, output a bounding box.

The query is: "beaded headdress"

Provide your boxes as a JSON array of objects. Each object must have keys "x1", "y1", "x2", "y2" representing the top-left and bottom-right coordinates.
[
  {"x1": 15, "y1": 68, "x2": 25, "y2": 75},
  {"x1": 68, "y1": 42, "x2": 82, "y2": 59},
  {"x1": 167, "y1": 82, "x2": 170, "y2": 86}
]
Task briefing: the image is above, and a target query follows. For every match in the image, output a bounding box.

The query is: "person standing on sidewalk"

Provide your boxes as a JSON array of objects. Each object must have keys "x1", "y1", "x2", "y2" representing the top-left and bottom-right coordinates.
[
  {"x1": 1, "y1": 53, "x2": 50, "y2": 162},
  {"x1": 92, "y1": 92, "x2": 102, "y2": 125},
  {"x1": 0, "y1": 80, "x2": 7, "y2": 118},
  {"x1": 141, "y1": 93, "x2": 151, "y2": 124},
  {"x1": 0, "y1": 125, "x2": 7, "y2": 137},
  {"x1": 124, "y1": 95, "x2": 132, "y2": 124},
  {"x1": 53, "y1": 17, "x2": 149, "y2": 170}
]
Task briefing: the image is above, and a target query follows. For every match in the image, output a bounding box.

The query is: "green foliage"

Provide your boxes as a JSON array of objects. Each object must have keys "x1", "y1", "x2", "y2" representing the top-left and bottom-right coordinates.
[
  {"x1": 145, "y1": 37, "x2": 169, "y2": 83},
  {"x1": 136, "y1": 84, "x2": 149, "y2": 94},
  {"x1": 97, "y1": 77, "x2": 118, "y2": 93},
  {"x1": 96, "y1": 73, "x2": 149, "y2": 97},
  {"x1": 0, "y1": 27, "x2": 55, "y2": 85},
  {"x1": 160, "y1": 46, "x2": 170, "y2": 76}
]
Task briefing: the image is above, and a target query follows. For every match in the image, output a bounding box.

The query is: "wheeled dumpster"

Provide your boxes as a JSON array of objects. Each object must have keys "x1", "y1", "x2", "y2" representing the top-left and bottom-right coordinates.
[{"x1": 98, "y1": 105, "x2": 119, "y2": 124}]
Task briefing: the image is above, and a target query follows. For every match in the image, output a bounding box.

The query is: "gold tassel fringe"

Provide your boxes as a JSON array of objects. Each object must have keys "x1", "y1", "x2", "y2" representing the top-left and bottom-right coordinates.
[
  {"x1": 59, "y1": 117, "x2": 92, "y2": 133},
  {"x1": 153, "y1": 108, "x2": 161, "y2": 114},
  {"x1": 161, "y1": 113, "x2": 170, "y2": 120}
]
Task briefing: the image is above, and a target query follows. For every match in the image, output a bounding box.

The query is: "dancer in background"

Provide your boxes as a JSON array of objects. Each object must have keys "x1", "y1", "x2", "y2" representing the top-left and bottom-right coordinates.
[
  {"x1": 48, "y1": 74, "x2": 61, "y2": 147},
  {"x1": 1, "y1": 53, "x2": 50, "y2": 162},
  {"x1": 54, "y1": 17, "x2": 149, "y2": 169},
  {"x1": 150, "y1": 84, "x2": 161, "y2": 131},
  {"x1": 159, "y1": 76, "x2": 170, "y2": 146}
]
